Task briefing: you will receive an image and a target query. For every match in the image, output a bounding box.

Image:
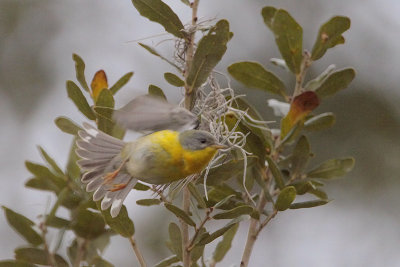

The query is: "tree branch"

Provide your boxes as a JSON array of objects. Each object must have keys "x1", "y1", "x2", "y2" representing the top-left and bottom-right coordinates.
[
  {"x1": 184, "y1": 0, "x2": 200, "y2": 110},
  {"x1": 182, "y1": 1, "x2": 200, "y2": 266},
  {"x1": 74, "y1": 238, "x2": 88, "y2": 267},
  {"x1": 188, "y1": 208, "x2": 212, "y2": 251},
  {"x1": 293, "y1": 50, "x2": 312, "y2": 99},
  {"x1": 129, "y1": 235, "x2": 147, "y2": 267},
  {"x1": 240, "y1": 190, "x2": 268, "y2": 267},
  {"x1": 39, "y1": 222, "x2": 56, "y2": 267},
  {"x1": 181, "y1": 188, "x2": 191, "y2": 267}
]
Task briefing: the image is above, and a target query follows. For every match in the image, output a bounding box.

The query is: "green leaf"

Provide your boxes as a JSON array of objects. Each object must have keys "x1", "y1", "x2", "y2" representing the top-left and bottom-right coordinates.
[
  {"x1": 206, "y1": 184, "x2": 241, "y2": 209},
  {"x1": 68, "y1": 232, "x2": 112, "y2": 264},
  {"x1": 148, "y1": 84, "x2": 167, "y2": 100},
  {"x1": 311, "y1": 16, "x2": 351, "y2": 60},
  {"x1": 188, "y1": 182, "x2": 207, "y2": 209},
  {"x1": 186, "y1": 20, "x2": 230, "y2": 106},
  {"x1": 197, "y1": 216, "x2": 246, "y2": 246},
  {"x1": 213, "y1": 205, "x2": 253, "y2": 220},
  {"x1": 38, "y1": 146, "x2": 64, "y2": 176},
  {"x1": 15, "y1": 247, "x2": 68, "y2": 267},
  {"x1": 60, "y1": 190, "x2": 82, "y2": 210},
  {"x1": 261, "y1": 6, "x2": 277, "y2": 28},
  {"x1": 278, "y1": 122, "x2": 303, "y2": 147},
  {"x1": 0, "y1": 260, "x2": 37, "y2": 267},
  {"x1": 204, "y1": 157, "x2": 257, "y2": 187},
  {"x1": 275, "y1": 186, "x2": 297, "y2": 211},
  {"x1": 67, "y1": 239, "x2": 78, "y2": 264},
  {"x1": 72, "y1": 53, "x2": 90, "y2": 92},
  {"x1": 54, "y1": 116, "x2": 82, "y2": 135},
  {"x1": 309, "y1": 188, "x2": 328, "y2": 200},
  {"x1": 229, "y1": 97, "x2": 273, "y2": 149},
  {"x1": 25, "y1": 161, "x2": 65, "y2": 192},
  {"x1": 133, "y1": 182, "x2": 151, "y2": 191},
  {"x1": 71, "y1": 207, "x2": 106, "y2": 239},
  {"x1": 165, "y1": 203, "x2": 196, "y2": 227},
  {"x1": 154, "y1": 255, "x2": 180, "y2": 267},
  {"x1": 109, "y1": 72, "x2": 134, "y2": 95},
  {"x1": 168, "y1": 222, "x2": 182, "y2": 260},
  {"x1": 66, "y1": 138, "x2": 81, "y2": 180},
  {"x1": 94, "y1": 89, "x2": 115, "y2": 135},
  {"x1": 212, "y1": 223, "x2": 239, "y2": 263},
  {"x1": 2, "y1": 207, "x2": 43, "y2": 246},
  {"x1": 98, "y1": 204, "x2": 135, "y2": 238},
  {"x1": 304, "y1": 64, "x2": 336, "y2": 91},
  {"x1": 227, "y1": 61, "x2": 286, "y2": 97},
  {"x1": 66, "y1": 80, "x2": 96, "y2": 120},
  {"x1": 307, "y1": 157, "x2": 355, "y2": 179},
  {"x1": 139, "y1": 43, "x2": 182, "y2": 72},
  {"x1": 136, "y1": 199, "x2": 161, "y2": 206},
  {"x1": 290, "y1": 180, "x2": 314, "y2": 195},
  {"x1": 111, "y1": 123, "x2": 126, "y2": 140},
  {"x1": 310, "y1": 180, "x2": 324, "y2": 187},
  {"x1": 131, "y1": 0, "x2": 185, "y2": 38},
  {"x1": 191, "y1": 228, "x2": 206, "y2": 263},
  {"x1": 262, "y1": 7, "x2": 303, "y2": 74},
  {"x1": 25, "y1": 177, "x2": 58, "y2": 192},
  {"x1": 266, "y1": 156, "x2": 284, "y2": 189},
  {"x1": 290, "y1": 199, "x2": 329, "y2": 209},
  {"x1": 304, "y1": 112, "x2": 336, "y2": 131},
  {"x1": 45, "y1": 216, "x2": 70, "y2": 229},
  {"x1": 315, "y1": 68, "x2": 356, "y2": 98},
  {"x1": 164, "y1": 72, "x2": 184, "y2": 87},
  {"x1": 211, "y1": 195, "x2": 235, "y2": 210},
  {"x1": 291, "y1": 135, "x2": 310, "y2": 175}
]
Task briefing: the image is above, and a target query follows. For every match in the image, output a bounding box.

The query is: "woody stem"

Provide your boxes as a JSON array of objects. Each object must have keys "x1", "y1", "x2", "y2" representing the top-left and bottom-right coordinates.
[
  {"x1": 184, "y1": 0, "x2": 200, "y2": 110},
  {"x1": 182, "y1": 1, "x2": 200, "y2": 266}
]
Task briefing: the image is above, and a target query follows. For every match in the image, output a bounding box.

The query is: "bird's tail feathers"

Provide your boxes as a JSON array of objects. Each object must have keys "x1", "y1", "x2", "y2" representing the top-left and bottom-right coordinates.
[{"x1": 76, "y1": 123, "x2": 136, "y2": 217}]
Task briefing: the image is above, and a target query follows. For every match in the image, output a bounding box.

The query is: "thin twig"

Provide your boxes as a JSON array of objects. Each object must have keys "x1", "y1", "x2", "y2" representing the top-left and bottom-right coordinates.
[
  {"x1": 184, "y1": 0, "x2": 200, "y2": 109},
  {"x1": 129, "y1": 235, "x2": 147, "y2": 267},
  {"x1": 74, "y1": 238, "x2": 88, "y2": 267},
  {"x1": 182, "y1": 1, "x2": 200, "y2": 266},
  {"x1": 293, "y1": 50, "x2": 312, "y2": 99},
  {"x1": 240, "y1": 190, "x2": 268, "y2": 267},
  {"x1": 187, "y1": 208, "x2": 212, "y2": 251},
  {"x1": 39, "y1": 222, "x2": 56, "y2": 267},
  {"x1": 256, "y1": 209, "x2": 278, "y2": 236},
  {"x1": 181, "y1": 188, "x2": 192, "y2": 267}
]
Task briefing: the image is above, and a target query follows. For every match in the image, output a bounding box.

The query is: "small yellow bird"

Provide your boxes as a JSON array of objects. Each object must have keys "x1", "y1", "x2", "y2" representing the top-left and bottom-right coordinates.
[{"x1": 76, "y1": 95, "x2": 225, "y2": 217}]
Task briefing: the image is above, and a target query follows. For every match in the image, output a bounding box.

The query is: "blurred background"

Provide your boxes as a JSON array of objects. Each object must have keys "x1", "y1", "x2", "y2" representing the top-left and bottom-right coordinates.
[{"x1": 1, "y1": 0, "x2": 399, "y2": 266}]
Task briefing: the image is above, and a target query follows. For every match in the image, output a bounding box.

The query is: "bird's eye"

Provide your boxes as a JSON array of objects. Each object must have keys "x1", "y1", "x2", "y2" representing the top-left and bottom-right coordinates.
[{"x1": 200, "y1": 139, "x2": 207, "y2": 144}]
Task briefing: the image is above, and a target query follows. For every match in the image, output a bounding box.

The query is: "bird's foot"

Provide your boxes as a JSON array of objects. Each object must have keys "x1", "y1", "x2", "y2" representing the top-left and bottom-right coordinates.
[
  {"x1": 103, "y1": 169, "x2": 119, "y2": 185},
  {"x1": 110, "y1": 183, "x2": 127, "y2": 192}
]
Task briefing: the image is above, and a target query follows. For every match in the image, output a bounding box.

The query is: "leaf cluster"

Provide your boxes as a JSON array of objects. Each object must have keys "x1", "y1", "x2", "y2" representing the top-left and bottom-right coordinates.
[
  {"x1": 1, "y1": 2, "x2": 356, "y2": 267},
  {"x1": 2, "y1": 55, "x2": 135, "y2": 267}
]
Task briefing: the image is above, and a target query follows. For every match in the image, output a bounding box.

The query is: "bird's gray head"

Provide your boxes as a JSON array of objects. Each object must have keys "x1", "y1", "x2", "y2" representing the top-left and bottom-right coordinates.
[{"x1": 179, "y1": 130, "x2": 223, "y2": 151}]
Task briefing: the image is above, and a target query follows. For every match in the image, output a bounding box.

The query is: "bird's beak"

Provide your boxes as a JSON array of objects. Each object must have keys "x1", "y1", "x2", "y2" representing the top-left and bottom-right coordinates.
[{"x1": 211, "y1": 144, "x2": 228, "y2": 149}]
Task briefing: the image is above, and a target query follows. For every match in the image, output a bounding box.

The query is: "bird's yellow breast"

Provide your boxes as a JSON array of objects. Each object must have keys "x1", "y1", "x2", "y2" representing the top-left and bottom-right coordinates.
[{"x1": 142, "y1": 130, "x2": 218, "y2": 181}]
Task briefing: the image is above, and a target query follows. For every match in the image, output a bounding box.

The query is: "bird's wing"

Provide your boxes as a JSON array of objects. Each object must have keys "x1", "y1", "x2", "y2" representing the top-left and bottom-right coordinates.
[
  {"x1": 76, "y1": 123, "x2": 137, "y2": 217},
  {"x1": 113, "y1": 95, "x2": 199, "y2": 132}
]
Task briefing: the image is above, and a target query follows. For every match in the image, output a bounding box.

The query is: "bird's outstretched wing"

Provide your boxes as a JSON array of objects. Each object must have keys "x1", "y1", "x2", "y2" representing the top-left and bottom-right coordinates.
[
  {"x1": 76, "y1": 123, "x2": 137, "y2": 217},
  {"x1": 113, "y1": 95, "x2": 199, "y2": 132}
]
